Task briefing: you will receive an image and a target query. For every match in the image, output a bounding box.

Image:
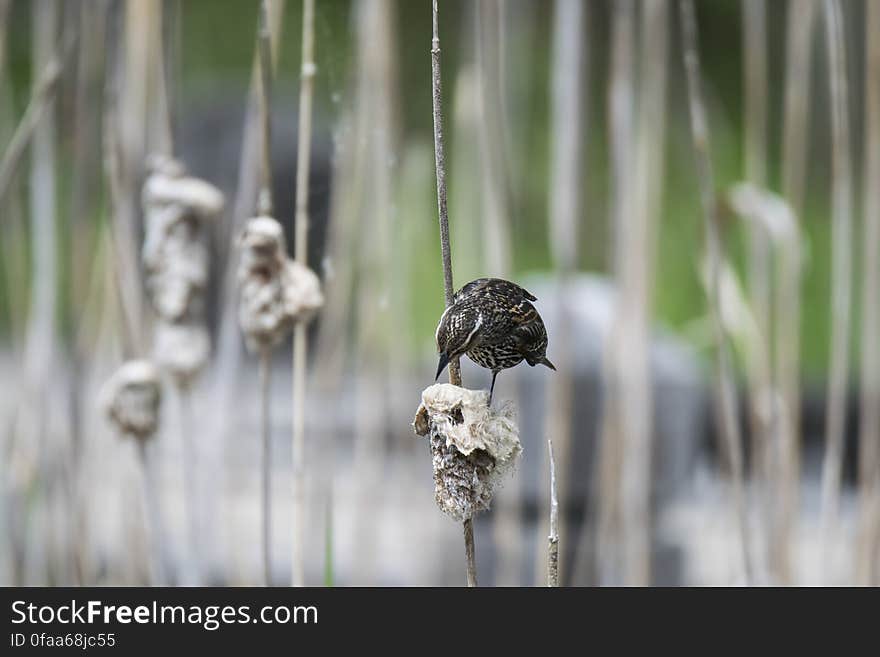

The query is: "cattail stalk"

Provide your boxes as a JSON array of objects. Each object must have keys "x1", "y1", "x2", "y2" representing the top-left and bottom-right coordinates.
[
  {"x1": 679, "y1": 0, "x2": 754, "y2": 583},
  {"x1": 818, "y1": 0, "x2": 853, "y2": 581},
  {"x1": 137, "y1": 441, "x2": 167, "y2": 585},
  {"x1": 290, "y1": 0, "x2": 316, "y2": 588},
  {"x1": 547, "y1": 440, "x2": 559, "y2": 587},
  {"x1": 259, "y1": 349, "x2": 272, "y2": 585},
  {"x1": 596, "y1": 0, "x2": 635, "y2": 586},
  {"x1": 741, "y1": 0, "x2": 772, "y2": 575},
  {"x1": 430, "y1": 0, "x2": 474, "y2": 587},
  {"x1": 258, "y1": 0, "x2": 274, "y2": 215},
  {"x1": 541, "y1": 0, "x2": 585, "y2": 586},
  {"x1": 857, "y1": 0, "x2": 880, "y2": 586},
  {"x1": 777, "y1": 0, "x2": 816, "y2": 584},
  {"x1": 205, "y1": 0, "x2": 284, "y2": 582},
  {"x1": 621, "y1": 0, "x2": 668, "y2": 586},
  {"x1": 474, "y1": 0, "x2": 512, "y2": 277},
  {"x1": 258, "y1": 0, "x2": 275, "y2": 587}
]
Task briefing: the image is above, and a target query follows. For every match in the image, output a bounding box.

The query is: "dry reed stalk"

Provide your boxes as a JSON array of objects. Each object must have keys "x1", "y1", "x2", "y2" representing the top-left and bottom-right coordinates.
[
  {"x1": 430, "y1": 0, "x2": 474, "y2": 587},
  {"x1": 350, "y1": 0, "x2": 396, "y2": 584},
  {"x1": 290, "y1": 0, "x2": 316, "y2": 589},
  {"x1": 725, "y1": 184, "x2": 801, "y2": 582},
  {"x1": 620, "y1": 0, "x2": 668, "y2": 586},
  {"x1": 259, "y1": 349, "x2": 272, "y2": 585},
  {"x1": 258, "y1": 0, "x2": 275, "y2": 587},
  {"x1": 857, "y1": 0, "x2": 880, "y2": 586},
  {"x1": 776, "y1": 0, "x2": 817, "y2": 584},
  {"x1": 20, "y1": 0, "x2": 60, "y2": 588},
  {"x1": 472, "y1": 0, "x2": 520, "y2": 587},
  {"x1": 0, "y1": 30, "x2": 74, "y2": 206},
  {"x1": 137, "y1": 440, "x2": 167, "y2": 585},
  {"x1": 818, "y1": 0, "x2": 853, "y2": 582},
  {"x1": 741, "y1": 0, "x2": 772, "y2": 576},
  {"x1": 679, "y1": 0, "x2": 754, "y2": 584},
  {"x1": 204, "y1": 0, "x2": 284, "y2": 582},
  {"x1": 596, "y1": 0, "x2": 635, "y2": 586},
  {"x1": 67, "y1": 0, "x2": 109, "y2": 585},
  {"x1": 474, "y1": 0, "x2": 512, "y2": 277},
  {"x1": 540, "y1": 0, "x2": 585, "y2": 587},
  {"x1": 547, "y1": 439, "x2": 559, "y2": 587}
]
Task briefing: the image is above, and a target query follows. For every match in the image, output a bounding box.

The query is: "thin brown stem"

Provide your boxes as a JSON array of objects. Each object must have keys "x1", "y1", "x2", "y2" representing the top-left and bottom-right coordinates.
[
  {"x1": 463, "y1": 517, "x2": 477, "y2": 587},
  {"x1": 431, "y1": 0, "x2": 455, "y2": 317},
  {"x1": 431, "y1": 0, "x2": 472, "y2": 586},
  {"x1": 257, "y1": 0, "x2": 274, "y2": 216}
]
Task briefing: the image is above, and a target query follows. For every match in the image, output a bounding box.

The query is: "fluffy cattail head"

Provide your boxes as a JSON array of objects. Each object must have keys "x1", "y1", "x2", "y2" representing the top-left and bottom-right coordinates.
[
  {"x1": 100, "y1": 360, "x2": 162, "y2": 441},
  {"x1": 413, "y1": 383, "x2": 521, "y2": 521},
  {"x1": 237, "y1": 216, "x2": 324, "y2": 352},
  {"x1": 142, "y1": 155, "x2": 224, "y2": 322}
]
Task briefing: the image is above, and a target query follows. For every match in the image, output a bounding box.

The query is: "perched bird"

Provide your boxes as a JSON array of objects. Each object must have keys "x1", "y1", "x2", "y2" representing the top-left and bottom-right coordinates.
[{"x1": 435, "y1": 278, "x2": 556, "y2": 403}]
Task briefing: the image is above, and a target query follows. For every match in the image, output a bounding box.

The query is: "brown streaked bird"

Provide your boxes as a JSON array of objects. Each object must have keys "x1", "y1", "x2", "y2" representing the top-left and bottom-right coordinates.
[{"x1": 435, "y1": 277, "x2": 556, "y2": 403}]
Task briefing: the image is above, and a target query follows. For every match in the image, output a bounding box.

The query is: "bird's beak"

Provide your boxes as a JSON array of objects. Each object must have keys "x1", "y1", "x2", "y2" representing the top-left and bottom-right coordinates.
[
  {"x1": 541, "y1": 357, "x2": 557, "y2": 371},
  {"x1": 435, "y1": 352, "x2": 450, "y2": 381}
]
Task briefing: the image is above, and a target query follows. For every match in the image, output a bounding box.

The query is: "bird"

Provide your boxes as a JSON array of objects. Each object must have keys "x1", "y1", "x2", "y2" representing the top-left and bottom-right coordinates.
[{"x1": 434, "y1": 277, "x2": 555, "y2": 403}]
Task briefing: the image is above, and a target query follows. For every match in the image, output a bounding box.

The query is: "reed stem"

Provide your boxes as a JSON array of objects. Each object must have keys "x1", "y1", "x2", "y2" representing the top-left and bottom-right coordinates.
[
  {"x1": 431, "y1": 0, "x2": 473, "y2": 586},
  {"x1": 290, "y1": 0, "x2": 316, "y2": 587}
]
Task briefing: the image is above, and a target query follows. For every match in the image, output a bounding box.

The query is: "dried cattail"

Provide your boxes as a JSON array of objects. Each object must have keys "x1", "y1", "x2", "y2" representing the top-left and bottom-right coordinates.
[
  {"x1": 142, "y1": 155, "x2": 224, "y2": 388},
  {"x1": 237, "y1": 215, "x2": 324, "y2": 352},
  {"x1": 99, "y1": 360, "x2": 162, "y2": 441},
  {"x1": 142, "y1": 155, "x2": 224, "y2": 323},
  {"x1": 413, "y1": 383, "x2": 521, "y2": 522}
]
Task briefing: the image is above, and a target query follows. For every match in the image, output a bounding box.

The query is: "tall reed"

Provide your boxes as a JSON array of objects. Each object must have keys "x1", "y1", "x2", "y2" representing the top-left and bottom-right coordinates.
[
  {"x1": 620, "y1": 0, "x2": 668, "y2": 586},
  {"x1": 543, "y1": 0, "x2": 585, "y2": 586},
  {"x1": 679, "y1": 0, "x2": 754, "y2": 584},
  {"x1": 857, "y1": 0, "x2": 880, "y2": 586},
  {"x1": 741, "y1": 0, "x2": 771, "y2": 577},
  {"x1": 291, "y1": 0, "x2": 316, "y2": 587},
  {"x1": 818, "y1": 0, "x2": 853, "y2": 582},
  {"x1": 430, "y1": 0, "x2": 474, "y2": 587},
  {"x1": 776, "y1": 0, "x2": 817, "y2": 584},
  {"x1": 597, "y1": 0, "x2": 635, "y2": 586}
]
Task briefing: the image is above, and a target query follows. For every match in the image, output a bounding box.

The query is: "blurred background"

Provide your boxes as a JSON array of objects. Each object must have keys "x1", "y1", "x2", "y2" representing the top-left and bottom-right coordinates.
[{"x1": 1, "y1": 0, "x2": 878, "y2": 586}]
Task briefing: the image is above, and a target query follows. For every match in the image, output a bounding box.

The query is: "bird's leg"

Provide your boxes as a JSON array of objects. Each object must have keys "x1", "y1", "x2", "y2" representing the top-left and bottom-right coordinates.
[{"x1": 488, "y1": 371, "x2": 498, "y2": 406}]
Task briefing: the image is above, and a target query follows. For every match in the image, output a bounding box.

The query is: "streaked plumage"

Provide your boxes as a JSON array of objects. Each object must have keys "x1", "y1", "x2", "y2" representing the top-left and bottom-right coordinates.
[{"x1": 435, "y1": 278, "x2": 555, "y2": 402}]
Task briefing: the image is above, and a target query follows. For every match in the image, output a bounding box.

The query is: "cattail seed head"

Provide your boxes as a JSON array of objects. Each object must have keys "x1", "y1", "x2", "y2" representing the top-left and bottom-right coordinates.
[
  {"x1": 100, "y1": 360, "x2": 162, "y2": 441},
  {"x1": 142, "y1": 156, "x2": 224, "y2": 384},
  {"x1": 413, "y1": 383, "x2": 521, "y2": 521},
  {"x1": 237, "y1": 216, "x2": 324, "y2": 352}
]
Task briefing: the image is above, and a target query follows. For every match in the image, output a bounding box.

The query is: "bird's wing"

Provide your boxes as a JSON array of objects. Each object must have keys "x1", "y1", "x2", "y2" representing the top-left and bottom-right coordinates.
[{"x1": 481, "y1": 297, "x2": 540, "y2": 344}]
